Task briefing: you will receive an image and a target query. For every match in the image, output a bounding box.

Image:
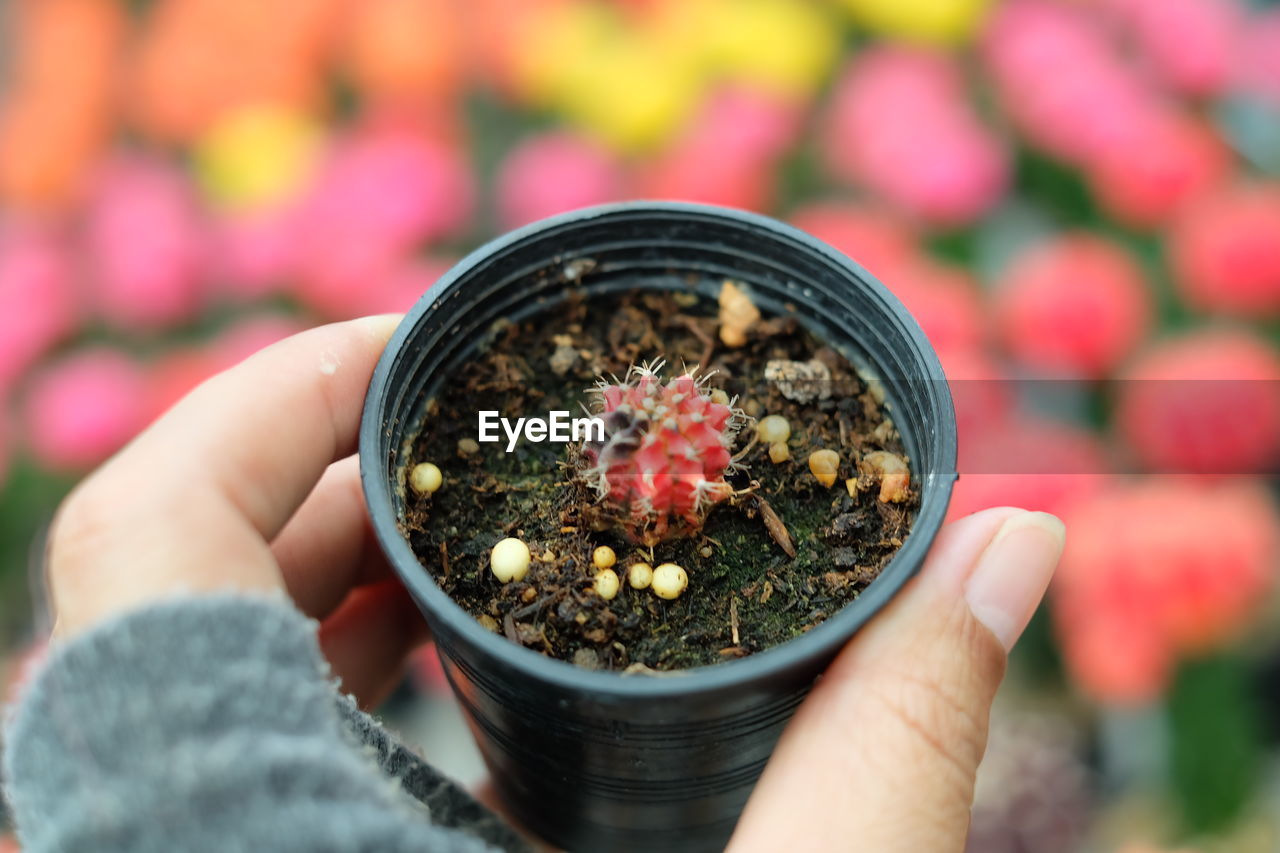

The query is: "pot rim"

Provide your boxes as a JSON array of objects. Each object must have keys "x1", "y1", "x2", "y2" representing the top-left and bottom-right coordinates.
[{"x1": 359, "y1": 200, "x2": 957, "y2": 700}]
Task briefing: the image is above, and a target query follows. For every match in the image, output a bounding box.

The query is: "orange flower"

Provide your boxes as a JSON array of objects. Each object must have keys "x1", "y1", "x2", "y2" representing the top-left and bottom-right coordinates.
[
  {"x1": 128, "y1": 0, "x2": 343, "y2": 142},
  {"x1": 463, "y1": 0, "x2": 574, "y2": 99},
  {"x1": 341, "y1": 0, "x2": 466, "y2": 106},
  {"x1": 0, "y1": 0, "x2": 124, "y2": 208}
]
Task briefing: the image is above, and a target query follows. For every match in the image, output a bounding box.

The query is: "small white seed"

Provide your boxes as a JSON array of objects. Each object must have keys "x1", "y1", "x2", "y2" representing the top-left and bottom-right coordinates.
[
  {"x1": 592, "y1": 545, "x2": 617, "y2": 569},
  {"x1": 757, "y1": 415, "x2": 791, "y2": 444},
  {"x1": 808, "y1": 449, "x2": 840, "y2": 488},
  {"x1": 593, "y1": 568, "x2": 620, "y2": 600},
  {"x1": 768, "y1": 442, "x2": 791, "y2": 463},
  {"x1": 652, "y1": 563, "x2": 688, "y2": 600},
  {"x1": 490, "y1": 538, "x2": 531, "y2": 583},
  {"x1": 410, "y1": 462, "x2": 443, "y2": 494},
  {"x1": 457, "y1": 438, "x2": 480, "y2": 457},
  {"x1": 628, "y1": 562, "x2": 654, "y2": 589}
]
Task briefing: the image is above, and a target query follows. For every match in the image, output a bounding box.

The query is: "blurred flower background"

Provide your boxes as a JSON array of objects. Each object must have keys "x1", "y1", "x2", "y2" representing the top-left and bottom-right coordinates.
[{"x1": 1, "y1": 0, "x2": 1279, "y2": 850}]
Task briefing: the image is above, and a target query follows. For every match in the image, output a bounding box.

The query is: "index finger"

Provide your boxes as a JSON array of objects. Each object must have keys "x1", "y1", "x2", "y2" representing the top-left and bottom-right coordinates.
[{"x1": 48, "y1": 315, "x2": 401, "y2": 638}]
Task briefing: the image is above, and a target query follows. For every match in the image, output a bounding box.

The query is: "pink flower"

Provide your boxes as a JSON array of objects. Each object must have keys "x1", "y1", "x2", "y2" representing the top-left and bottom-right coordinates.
[
  {"x1": 496, "y1": 132, "x2": 625, "y2": 229},
  {"x1": 1086, "y1": 112, "x2": 1229, "y2": 228},
  {"x1": 209, "y1": 313, "x2": 308, "y2": 370},
  {"x1": 296, "y1": 255, "x2": 452, "y2": 320},
  {"x1": 1053, "y1": 478, "x2": 1278, "y2": 704},
  {"x1": 1169, "y1": 182, "x2": 1280, "y2": 317},
  {"x1": 789, "y1": 201, "x2": 919, "y2": 278},
  {"x1": 995, "y1": 235, "x2": 1151, "y2": 378},
  {"x1": 791, "y1": 203, "x2": 985, "y2": 364},
  {"x1": 1105, "y1": 0, "x2": 1242, "y2": 97},
  {"x1": 211, "y1": 205, "x2": 303, "y2": 301},
  {"x1": 824, "y1": 48, "x2": 1007, "y2": 224},
  {"x1": 695, "y1": 87, "x2": 801, "y2": 163},
  {"x1": 983, "y1": 1, "x2": 1156, "y2": 163},
  {"x1": 292, "y1": 123, "x2": 472, "y2": 316},
  {"x1": 358, "y1": 258, "x2": 453, "y2": 315},
  {"x1": 22, "y1": 347, "x2": 150, "y2": 470},
  {"x1": 938, "y1": 346, "x2": 1014, "y2": 444},
  {"x1": 0, "y1": 223, "x2": 80, "y2": 395},
  {"x1": 948, "y1": 416, "x2": 1110, "y2": 521},
  {"x1": 636, "y1": 87, "x2": 801, "y2": 212},
  {"x1": 83, "y1": 156, "x2": 208, "y2": 331},
  {"x1": 1116, "y1": 329, "x2": 1280, "y2": 474},
  {"x1": 881, "y1": 258, "x2": 986, "y2": 356},
  {"x1": 1235, "y1": 9, "x2": 1280, "y2": 103}
]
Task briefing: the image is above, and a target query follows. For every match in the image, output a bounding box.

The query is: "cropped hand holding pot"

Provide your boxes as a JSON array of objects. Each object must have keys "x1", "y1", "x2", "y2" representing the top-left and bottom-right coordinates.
[{"x1": 360, "y1": 203, "x2": 957, "y2": 852}]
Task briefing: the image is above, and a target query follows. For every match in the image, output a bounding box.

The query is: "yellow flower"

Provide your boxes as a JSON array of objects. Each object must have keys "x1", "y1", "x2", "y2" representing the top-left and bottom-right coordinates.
[
  {"x1": 702, "y1": 0, "x2": 839, "y2": 97},
  {"x1": 558, "y1": 33, "x2": 704, "y2": 152},
  {"x1": 194, "y1": 105, "x2": 322, "y2": 211},
  {"x1": 511, "y1": 1, "x2": 615, "y2": 107},
  {"x1": 836, "y1": 0, "x2": 991, "y2": 45}
]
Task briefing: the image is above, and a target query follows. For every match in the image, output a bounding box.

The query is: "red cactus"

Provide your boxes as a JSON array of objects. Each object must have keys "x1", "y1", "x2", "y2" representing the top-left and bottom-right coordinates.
[{"x1": 581, "y1": 362, "x2": 743, "y2": 545}]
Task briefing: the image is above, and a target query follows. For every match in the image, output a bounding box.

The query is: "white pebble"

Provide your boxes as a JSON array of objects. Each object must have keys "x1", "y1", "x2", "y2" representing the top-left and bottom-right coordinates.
[
  {"x1": 628, "y1": 563, "x2": 654, "y2": 589},
  {"x1": 410, "y1": 462, "x2": 443, "y2": 494},
  {"x1": 593, "y1": 568, "x2": 620, "y2": 600},
  {"x1": 490, "y1": 538, "x2": 531, "y2": 583},
  {"x1": 756, "y1": 415, "x2": 791, "y2": 444},
  {"x1": 592, "y1": 545, "x2": 617, "y2": 570},
  {"x1": 652, "y1": 563, "x2": 688, "y2": 600}
]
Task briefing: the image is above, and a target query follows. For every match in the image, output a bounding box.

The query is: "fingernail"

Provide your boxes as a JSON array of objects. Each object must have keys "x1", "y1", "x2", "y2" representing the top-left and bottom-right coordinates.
[{"x1": 964, "y1": 511, "x2": 1065, "y2": 651}]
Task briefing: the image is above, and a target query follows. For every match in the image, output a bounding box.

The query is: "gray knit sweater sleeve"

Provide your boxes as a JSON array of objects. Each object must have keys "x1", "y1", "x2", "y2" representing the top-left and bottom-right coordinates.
[{"x1": 2, "y1": 594, "x2": 528, "y2": 853}]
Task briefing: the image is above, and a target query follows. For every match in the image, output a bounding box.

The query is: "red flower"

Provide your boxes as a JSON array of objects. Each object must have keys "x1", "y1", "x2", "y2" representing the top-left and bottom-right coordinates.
[
  {"x1": 1116, "y1": 329, "x2": 1280, "y2": 474},
  {"x1": 497, "y1": 131, "x2": 624, "y2": 229},
  {"x1": 1105, "y1": 0, "x2": 1242, "y2": 97},
  {"x1": 1086, "y1": 112, "x2": 1229, "y2": 228},
  {"x1": 883, "y1": 257, "x2": 986, "y2": 356},
  {"x1": 789, "y1": 201, "x2": 918, "y2": 279},
  {"x1": 823, "y1": 47, "x2": 1007, "y2": 225},
  {"x1": 995, "y1": 234, "x2": 1151, "y2": 378},
  {"x1": 22, "y1": 347, "x2": 150, "y2": 470},
  {"x1": 948, "y1": 416, "x2": 1110, "y2": 521},
  {"x1": 1169, "y1": 182, "x2": 1280, "y2": 317},
  {"x1": 1053, "y1": 478, "x2": 1278, "y2": 704}
]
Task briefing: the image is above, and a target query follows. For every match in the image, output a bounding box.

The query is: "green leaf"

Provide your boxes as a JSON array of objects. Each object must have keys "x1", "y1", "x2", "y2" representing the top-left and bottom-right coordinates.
[{"x1": 1167, "y1": 654, "x2": 1262, "y2": 834}]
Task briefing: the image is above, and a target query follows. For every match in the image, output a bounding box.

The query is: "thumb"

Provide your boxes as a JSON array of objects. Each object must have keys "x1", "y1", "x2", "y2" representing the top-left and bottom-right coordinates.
[{"x1": 729, "y1": 507, "x2": 1065, "y2": 853}]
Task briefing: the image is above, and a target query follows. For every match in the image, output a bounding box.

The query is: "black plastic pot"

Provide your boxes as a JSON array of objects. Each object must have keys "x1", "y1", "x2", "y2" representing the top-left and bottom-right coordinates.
[{"x1": 360, "y1": 202, "x2": 957, "y2": 852}]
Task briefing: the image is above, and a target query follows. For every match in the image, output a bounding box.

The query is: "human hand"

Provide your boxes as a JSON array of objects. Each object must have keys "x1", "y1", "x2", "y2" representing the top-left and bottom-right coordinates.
[
  {"x1": 729, "y1": 506, "x2": 1065, "y2": 852},
  {"x1": 45, "y1": 315, "x2": 421, "y2": 708},
  {"x1": 44, "y1": 314, "x2": 1064, "y2": 851}
]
